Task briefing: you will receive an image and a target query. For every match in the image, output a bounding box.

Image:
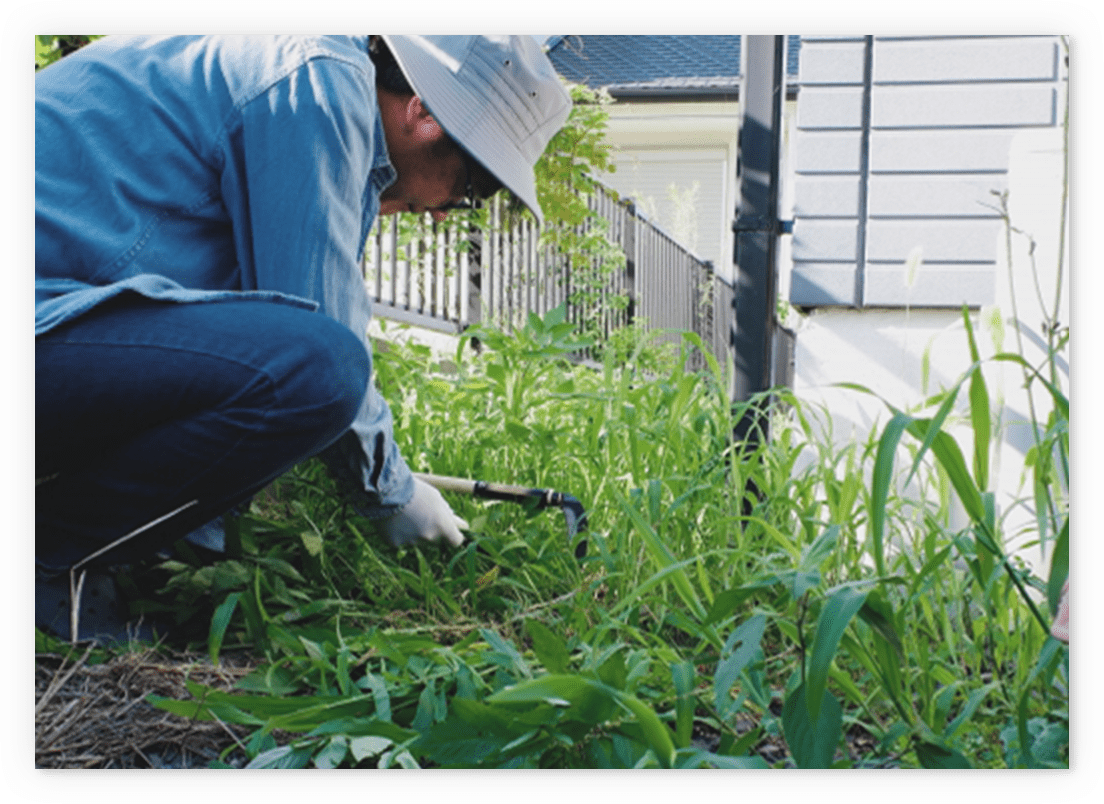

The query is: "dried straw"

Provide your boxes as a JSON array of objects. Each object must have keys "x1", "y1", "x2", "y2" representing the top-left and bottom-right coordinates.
[{"x1": 35, "y1": 646, "x2": 256, "y2": 769}]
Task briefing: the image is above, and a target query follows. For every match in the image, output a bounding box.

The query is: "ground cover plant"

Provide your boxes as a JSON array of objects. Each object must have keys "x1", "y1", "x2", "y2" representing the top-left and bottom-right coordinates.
[{"x1": 36, "y1": 298, "x2": 1066, "y2": 769}]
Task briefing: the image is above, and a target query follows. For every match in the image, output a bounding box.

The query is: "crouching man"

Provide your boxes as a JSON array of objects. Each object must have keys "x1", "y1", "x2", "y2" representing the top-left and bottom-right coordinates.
[{"x1": 36, "y1": 35, "x2": 571, "y2": 641}]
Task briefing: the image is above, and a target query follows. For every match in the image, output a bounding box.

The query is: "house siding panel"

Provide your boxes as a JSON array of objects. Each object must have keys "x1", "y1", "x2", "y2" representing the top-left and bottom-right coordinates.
[
  {"x1": 793, "y1": 176, "x2": 862, "y2": 217},
  {"x1": 794, "y1": 132, "x2": 864, "y2": 173},
  {"x1": 796, "y1": 88, "x2": 866, "y2": 129},
  {"x1": 790, "y1": 264, "x2": 858, "y2": 306},
  {"x1": 798, "y1": 41, "x2": 868, "y2": 84},
  {"x1": 790, "y1": 34, "x2": 1065, "y2": 309},
  {"x1": 866, "y1": 220, "x2": 1004, "y2": 263},
  {"x1": 791, "y1": 220, "x2": 860, "y2": 262},
  {"x1": 869, "y1": 130, "x2": 1018, "y2": 173},
  {"x1": 872, "y1": 37, "x2": 1059, "y2": 83},
  {"x1": 867, "y1": 175, "x2": 1007, "y2": 217},
  {"x1": 871, "y1": 85, "x2": 1058, "y2": 128}
]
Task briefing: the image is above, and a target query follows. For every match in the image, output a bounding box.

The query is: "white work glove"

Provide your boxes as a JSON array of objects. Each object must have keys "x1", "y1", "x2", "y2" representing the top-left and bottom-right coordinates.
[{"x1": 377, "y1": 477, "x2": 468, "y2": 548}]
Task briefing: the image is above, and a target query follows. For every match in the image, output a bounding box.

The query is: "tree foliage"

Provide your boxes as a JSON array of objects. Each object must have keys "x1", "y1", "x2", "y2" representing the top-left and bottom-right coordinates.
[{"x1": 35, "y1": 35, "x2": 101, "y2": 70}]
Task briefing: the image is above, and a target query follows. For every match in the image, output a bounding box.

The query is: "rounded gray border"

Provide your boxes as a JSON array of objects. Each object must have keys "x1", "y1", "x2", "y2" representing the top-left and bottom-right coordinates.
[{"x1": 2, "y1": 3, "x2": 1095, "y2": 799}]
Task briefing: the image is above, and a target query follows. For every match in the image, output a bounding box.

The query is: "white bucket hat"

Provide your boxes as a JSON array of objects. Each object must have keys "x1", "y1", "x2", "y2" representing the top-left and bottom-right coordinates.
[{"x1": 380, "y1": 35, "x2": 572, "y2": 225}]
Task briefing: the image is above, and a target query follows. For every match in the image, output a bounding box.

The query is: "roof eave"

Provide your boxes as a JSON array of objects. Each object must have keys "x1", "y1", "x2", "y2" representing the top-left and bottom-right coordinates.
[{"x1": 603, "y1": 81, "x2": 801, "y2": 101}]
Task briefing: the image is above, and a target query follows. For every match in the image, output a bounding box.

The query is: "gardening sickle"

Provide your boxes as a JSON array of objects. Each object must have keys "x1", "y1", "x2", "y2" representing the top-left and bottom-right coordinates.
[{"x1": 414, "y1": 473, "x2": 588, "y2": 559}]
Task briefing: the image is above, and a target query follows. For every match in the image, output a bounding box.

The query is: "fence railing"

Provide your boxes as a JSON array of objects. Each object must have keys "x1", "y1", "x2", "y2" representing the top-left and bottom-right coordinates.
[{"x1": 362, "y1": 183, "x2": 732, "y2": 371}]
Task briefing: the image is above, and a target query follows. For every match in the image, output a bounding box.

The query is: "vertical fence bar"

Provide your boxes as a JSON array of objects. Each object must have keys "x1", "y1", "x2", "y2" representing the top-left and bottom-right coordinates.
[
  {"x1": 436, "y1": 223, "x2": 446, "y2": 319},
  {"x1": 488, "y1": 197, "x2": 499, "y2": 325},
  {"x1": 459, "y1": 225, "x2": 469, "y2": 327}
]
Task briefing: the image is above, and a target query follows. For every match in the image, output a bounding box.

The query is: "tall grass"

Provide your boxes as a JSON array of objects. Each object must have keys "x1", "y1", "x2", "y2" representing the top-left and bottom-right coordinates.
[{"x1": 103, "y1": 299, "x2": 1068, "y2": 769}]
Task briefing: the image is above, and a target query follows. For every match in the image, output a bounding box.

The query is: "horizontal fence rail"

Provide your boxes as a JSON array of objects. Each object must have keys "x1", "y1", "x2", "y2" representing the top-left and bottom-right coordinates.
[{"x1": 362, "y1": 183, "x2": 731, "y2": 372}]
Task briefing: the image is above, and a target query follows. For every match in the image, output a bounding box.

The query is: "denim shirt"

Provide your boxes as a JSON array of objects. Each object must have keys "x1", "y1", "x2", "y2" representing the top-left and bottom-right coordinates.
[{"x1": 35, "y1": 35, "x2": 415, "y2": 516}]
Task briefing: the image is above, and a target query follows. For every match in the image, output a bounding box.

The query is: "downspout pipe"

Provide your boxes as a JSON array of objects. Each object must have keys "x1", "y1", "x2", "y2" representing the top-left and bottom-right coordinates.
[{"x1": 731, "y1": 35, "x2": 786, "y2": 448}]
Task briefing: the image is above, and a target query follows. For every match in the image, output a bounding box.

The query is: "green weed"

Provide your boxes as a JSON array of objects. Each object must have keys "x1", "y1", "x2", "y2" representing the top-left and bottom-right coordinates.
[{"x1": 138, "y1": 303, "x2": 1067, "y2": 768}]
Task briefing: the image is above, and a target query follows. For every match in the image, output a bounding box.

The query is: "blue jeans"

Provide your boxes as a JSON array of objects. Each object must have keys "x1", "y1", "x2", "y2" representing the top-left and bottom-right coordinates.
[{"x1": 36, "y1": 296, "x2": 370, "y2": 571}]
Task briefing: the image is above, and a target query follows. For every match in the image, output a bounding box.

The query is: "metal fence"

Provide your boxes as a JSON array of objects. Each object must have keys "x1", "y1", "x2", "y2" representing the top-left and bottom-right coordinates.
[{"x1": 362, "y1": 183, "x2": 732, "y2": 371}]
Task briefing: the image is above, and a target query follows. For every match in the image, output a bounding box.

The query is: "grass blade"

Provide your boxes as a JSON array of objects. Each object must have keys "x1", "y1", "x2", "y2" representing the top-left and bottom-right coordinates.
[
  {"x1": 612, "y1": 484, "x2": 706, "y2": 621},
  {"x1": 671, "y1": 660, "x2": 696, "y2": 748},
  {"x1": 871, "y1": 413, "x2": 913, "y2": 577},
  {"x1": 1047, "y1": 518, "x2": 1069, "y2": 617},
  {"x1": 208, "y1": 592, "x2": 241, "y2": 665},
  {"x1": 807, "y1": 586, "x2": 868, "y2": 721},
  {"x1": 962, "y1": 307, "x2": 991, "y2": 490}
]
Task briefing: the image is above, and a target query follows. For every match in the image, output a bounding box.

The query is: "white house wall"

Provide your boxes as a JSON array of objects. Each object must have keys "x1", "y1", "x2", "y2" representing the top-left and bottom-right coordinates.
[{"x1": 597, "y1": 100, "x2": 742, "y2": 281}]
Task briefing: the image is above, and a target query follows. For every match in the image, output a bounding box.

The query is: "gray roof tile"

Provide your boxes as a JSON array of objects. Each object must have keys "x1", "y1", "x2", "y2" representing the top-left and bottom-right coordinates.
[{"x1": 547, "y1": 35, "x2": 800, "y2": 95}]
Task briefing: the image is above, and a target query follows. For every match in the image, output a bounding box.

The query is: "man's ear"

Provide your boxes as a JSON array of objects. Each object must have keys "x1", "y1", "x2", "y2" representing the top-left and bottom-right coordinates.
[{"x1": 405, "y1": 96, "x2": 447, "y2": 144}]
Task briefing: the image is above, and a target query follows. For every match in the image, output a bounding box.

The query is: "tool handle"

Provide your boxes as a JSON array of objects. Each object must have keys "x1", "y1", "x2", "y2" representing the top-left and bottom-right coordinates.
[
  {"x1": 414, "y1": 473, "x2": 476, "y2": 494},
  {"x1": 415, "y1": 472, "x2": 539, "y2": 500}
]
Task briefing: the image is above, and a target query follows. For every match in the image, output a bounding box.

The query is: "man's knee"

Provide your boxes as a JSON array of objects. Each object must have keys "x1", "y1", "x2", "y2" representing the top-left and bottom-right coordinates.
[{"x1": 273, "y1": 312, "x2": 371, "y2": 437}]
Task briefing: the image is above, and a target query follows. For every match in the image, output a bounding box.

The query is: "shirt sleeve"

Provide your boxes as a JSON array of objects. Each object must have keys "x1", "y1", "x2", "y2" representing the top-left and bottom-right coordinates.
[{"x1": 226, "y1": 51, "x2": 414, "y2": 516}]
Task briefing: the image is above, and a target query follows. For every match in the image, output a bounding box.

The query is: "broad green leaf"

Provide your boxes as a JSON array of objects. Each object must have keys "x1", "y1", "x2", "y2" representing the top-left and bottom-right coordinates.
[
  {"x1": 505, "y1": 420, "x2": 532, "y2": 441},
  {"x1": 448, "y1": 697, "x2": 517, "y2": 734},
  {"x1": 915, "y1": 740, "x2": 972, "y2": 769},
  {"x1": 488, "y1": 675, "x2": 676, "y2": 768},
  {"x1": 270, "y1": 696, "x2": 399, "y2": 733},
  {"x1": 675, "y1": 748, "x2": 769, "y2": 769},
  {"x1": 905, "y1": 381, "x2": 963, "y2": 489},
  {"x1": 544, "y1": 303, "x2": 567, "y2": 328},
  {"x1": 299, "y1": 530, "x2": 323, "y2": 557},
  {"x1": 671, "y1": 660, "x2": 695, "y2": 748},
  {"x1": 357, "y1": 674, "x2": 390, "y2": 724},
  {"x1": 800, "y1": 524, "x2": 840, "y2": 572},
  {"x1": 597, "y1": 649, "x2": 628, "y2": 689},
  {"x1": 412, "y1": 679, "x2": 441, "y2": 733},
  {"x1": 480, "y1": 628, "x2": 531, "y2": 677},
  {"x1": 312, "y1": 736, "x2": 349, "y2": 769},
  {"x1": 856, "y1": 590, "x2": 902, "y2": 656},
  {"x1": 306, "y1": 717, "x2": 415, "y2": 743},
  {"x1": 245, "y1": 744, "x2": 314, "y2": 769},
  {"x1": 1015, "y1": 636, "x2": 1065, "y2": 767},
  {"x1": 780, "y1": 568, "x2": 822, "y2": 601},
  {"x1": 207, "y1": 591, "x2": 240, "y2": 665},
  {"x1": 781, "y1": 683, "x2": 843, "y2": 769},
  {"x1": 145, "y1": 694, "x2": 261, "y2": 726},
  {"x1": 1029, "y1": 722, "x2": 1070, "y2": 767},
  {"x1": 350, "y1": 735, "x2": 393, "y2": 763},
  {"x1": 807, "y1": 586, "x2": 868, "y2": 721},
  {"x1": 525, "y1": 619, "x2": 570, "y2": 674},
  {"x1": 714, "y1": 614, "x2": 767, "y2": 717},
  {"x1": 704, "y1": 580, "x2": 776, "y2": 626}
]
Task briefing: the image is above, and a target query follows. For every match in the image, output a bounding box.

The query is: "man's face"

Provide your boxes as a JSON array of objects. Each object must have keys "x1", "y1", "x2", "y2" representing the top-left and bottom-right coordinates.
[
  {"x1": 378, "y1": 94, "x2": 471, "y2": 223},
  {"x1": 378, "y1": 141, "x2": 469, "y2": 223}
]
